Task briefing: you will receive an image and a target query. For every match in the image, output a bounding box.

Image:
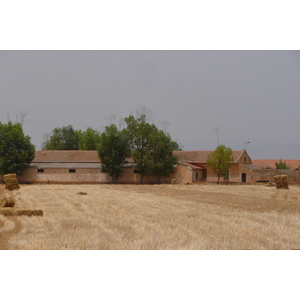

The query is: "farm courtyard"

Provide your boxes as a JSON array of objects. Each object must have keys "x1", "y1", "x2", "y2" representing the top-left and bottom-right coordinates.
[{"x1": 1, "y1": 183, "x2": 300, "y2": 250}]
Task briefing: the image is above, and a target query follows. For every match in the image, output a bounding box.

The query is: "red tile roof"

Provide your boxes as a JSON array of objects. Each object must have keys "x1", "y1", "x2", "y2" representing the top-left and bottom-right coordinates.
[
  {"x1": 252, "y1": 159, "x2": 300, "y2": 170},
  {"x1": 33, "y1": 151, "x2": 100, "y2": 163},
  {"x1": 32, "y1": 150, "x2": 248, "y2": 165}
]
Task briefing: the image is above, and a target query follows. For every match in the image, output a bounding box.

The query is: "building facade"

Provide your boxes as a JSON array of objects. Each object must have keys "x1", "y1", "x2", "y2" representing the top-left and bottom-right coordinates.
[{"x1": 2, "y1": 150, "x2": 298, "y2": 184}]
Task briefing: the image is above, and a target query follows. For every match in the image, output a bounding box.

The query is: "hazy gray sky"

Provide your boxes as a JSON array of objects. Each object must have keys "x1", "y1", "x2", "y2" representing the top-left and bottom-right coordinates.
[{"x1": 1, "y1": 51, "x2": 299, "y2": 159}]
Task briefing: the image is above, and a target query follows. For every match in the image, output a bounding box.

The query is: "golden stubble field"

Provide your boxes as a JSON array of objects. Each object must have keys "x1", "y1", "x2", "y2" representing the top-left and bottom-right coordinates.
[{"x1": 1, "y1": 183, "x2": 300, "y2": 250}]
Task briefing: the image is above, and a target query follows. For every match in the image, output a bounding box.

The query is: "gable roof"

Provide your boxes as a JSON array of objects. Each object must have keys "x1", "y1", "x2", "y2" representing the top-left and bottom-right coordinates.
[
  {"x1": 252, "y1": 159, "x2": 300, "y2": 170},
  {"x1": 31, "y1": 150, "x2": 248, "y2": 165},
  {"x1": 33, "y1": 151, "x2": 101, "y2": 163},
  {"x1": 173, "y1": 150, "x2": 246, "y2": 164}
]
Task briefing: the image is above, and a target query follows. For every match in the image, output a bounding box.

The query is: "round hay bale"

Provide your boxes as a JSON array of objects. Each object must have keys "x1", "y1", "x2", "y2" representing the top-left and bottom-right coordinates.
[{"x1": 171, "y1": 179, "x2": 179, "y2": 185}]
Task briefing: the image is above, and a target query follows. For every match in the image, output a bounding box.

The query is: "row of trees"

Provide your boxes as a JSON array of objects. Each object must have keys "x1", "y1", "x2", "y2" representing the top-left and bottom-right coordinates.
[
  {"x1": 42, "y1": 114, "x2": 180, "y2": 183},
  {"x1": 42, "y1": 126, "x2": 101, "y2": 151},
  {"x1": 0, "y1": 114, "x2": 290, "y2": 183}
]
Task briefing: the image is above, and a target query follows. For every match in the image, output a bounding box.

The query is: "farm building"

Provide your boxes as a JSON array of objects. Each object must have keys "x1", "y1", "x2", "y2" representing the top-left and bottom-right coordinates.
[
  {"x1": 0, "y1": 149, "x2": 254, "y2": 184},
  {"x1": 172, "y1": 150, "x2": 253, "y2": 183},
  {"x1": 244, "y1": 159, "x2": 300, "y2": 184},
  {"x1": 1, "y1": 150, "x2": 299, "y2": 184},
  {"x1": 251, "y1": 159, "x2": 300, "y2": 170},
  {"x1": 9, "y1": 151, "x2": 174, "y2": 184}
]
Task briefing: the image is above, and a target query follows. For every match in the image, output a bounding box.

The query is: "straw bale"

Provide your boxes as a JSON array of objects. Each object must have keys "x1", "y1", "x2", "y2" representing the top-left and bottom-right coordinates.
[
  {"x1": 77, "y1": 191, "x2": 87, "y2": 195},
  {"x1": 0, "y1": 196, "x2": 15, "y2": 207},
  {"x1": 5, "y1": 183, "x2": 20, "y2": 191},
  {"x1": 4, "y1": 174, "x2": 17, "y2": 180},
  {"x1": 4, "y1": 173, "x2": 20, "y2": 191},
  {"x1": 0, "y1": 208, "x2": 43, "y2": 217},
  {"x1": 171, "y1": 179, "x2": 179, "y2": 185},
  {"x1": 274, "y1": 175, "x2": 289, "y2": 189}
]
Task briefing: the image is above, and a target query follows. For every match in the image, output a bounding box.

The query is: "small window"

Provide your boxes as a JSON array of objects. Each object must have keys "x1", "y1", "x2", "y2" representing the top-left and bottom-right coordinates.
[
  {"x1": 69, "y1": 169, "x2": 76, "y2": 173},
  {"x1": 244, "y1": 157, "x2": 246, "y2": 162},
  {"x1": 133, "y1": 170, "x2": 140, "y2": 174},
  {"x1": 37, "y1": 169, "x2": 44, "y2": 173},
  {"x1": 224, "y1": 170, "x2": 230, "y2": 179}
]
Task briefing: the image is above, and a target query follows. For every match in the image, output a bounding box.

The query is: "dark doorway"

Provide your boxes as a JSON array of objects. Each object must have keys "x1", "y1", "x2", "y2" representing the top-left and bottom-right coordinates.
[{"x1": 241, "y1": 173, "x2": 247, "y2": 182}]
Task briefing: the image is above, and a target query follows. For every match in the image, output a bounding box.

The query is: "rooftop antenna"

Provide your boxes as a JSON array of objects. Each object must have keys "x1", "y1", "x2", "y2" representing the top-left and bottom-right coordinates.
[
  {"x1": 215, "y1": 127, "x2": 220, "y2": 146},
  {"x1": 244, "y1": 141, "x2": 250, "y2": 151}
]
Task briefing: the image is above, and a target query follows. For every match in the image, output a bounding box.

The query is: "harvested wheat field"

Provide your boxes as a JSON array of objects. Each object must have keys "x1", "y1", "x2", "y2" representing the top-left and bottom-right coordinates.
[{"x1": 1, "y1": 183, "x2": 300, "y2": 250}]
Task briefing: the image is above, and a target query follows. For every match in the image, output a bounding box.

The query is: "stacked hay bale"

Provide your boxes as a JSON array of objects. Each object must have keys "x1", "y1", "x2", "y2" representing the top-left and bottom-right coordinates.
[
  {"x1": 0, "y1": 196, "x2": 15, "y2": 207},
  {"x1": 4, "y1": 173, "x2": 20, "y2": 191},
  {"x1": 0, "y1": 174, "x2": 43, "y2": 217},
  {"x1": 274, "y1": 175, "x2": 289, "y2": 189}
]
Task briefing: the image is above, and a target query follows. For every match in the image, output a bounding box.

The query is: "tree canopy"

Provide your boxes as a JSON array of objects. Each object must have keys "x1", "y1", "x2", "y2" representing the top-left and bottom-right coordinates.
[
  {"x1": 124, "y1": 114, "x2": 156, "y2": 183},
  {"x1": 124, "y1": 113, "x2": 179, "y2": 183},
  {"x1": 98, "y1": 124, "x2": 131, "y2": 182},
  {"x1": 0, "y1": 121, "x2": 35, "y2": 175},
  {"x1": 78, "y1": 127, "x2": 101, "y2": 150},
  {"x1": 42, "y1": 125, "x2": 80, "y2": 150},
  {"x1": 147, "y1": 128, "x2": 179, "y2": 183},
  {"x1": 207, "y1": 145, "x2": 234, "y2": 184},
  {"x1": 43, "y1": 125, "x2": 101, "y2": 150},
  {"x1": 276, "y1": 160, "x2": 290, "y2": 170}
]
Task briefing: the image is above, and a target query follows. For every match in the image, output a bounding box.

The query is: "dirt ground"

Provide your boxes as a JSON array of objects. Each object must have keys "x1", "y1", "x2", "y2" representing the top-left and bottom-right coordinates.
[{"x1": 1, "y1": 183, "x2": 300, "y2": 250}]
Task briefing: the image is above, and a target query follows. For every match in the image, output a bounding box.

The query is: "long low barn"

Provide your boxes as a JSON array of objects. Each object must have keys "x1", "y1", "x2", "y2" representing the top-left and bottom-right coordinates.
[{"x1": 1, "y1": 150, "x2": 299, "y2": 184}]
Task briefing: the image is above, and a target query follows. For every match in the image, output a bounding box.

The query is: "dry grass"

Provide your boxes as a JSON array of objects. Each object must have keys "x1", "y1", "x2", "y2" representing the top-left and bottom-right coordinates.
[{"x1": 1, "y1": 183, "x2": 300, "y2": 250}]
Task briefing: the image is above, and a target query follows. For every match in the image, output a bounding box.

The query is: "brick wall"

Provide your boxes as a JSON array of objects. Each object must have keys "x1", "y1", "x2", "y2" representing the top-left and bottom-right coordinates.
[
  {"x1": 174, "y1": 164, "x2": 193, "y2": 183},
  {"x1": 12, "y1": 167, "x2": 109, "y2": 183},
  {"x1": 0, "y1": 166, "x2": 176, "y2": 184},
  {"x1": 242, "y1": 167, "x2": 300, "y2": 184}
]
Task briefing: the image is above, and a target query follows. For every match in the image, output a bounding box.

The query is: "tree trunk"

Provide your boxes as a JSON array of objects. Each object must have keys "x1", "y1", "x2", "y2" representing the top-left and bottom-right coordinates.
[{"x1": 156, "y1": 175, "x2": 161, "y2": 184}]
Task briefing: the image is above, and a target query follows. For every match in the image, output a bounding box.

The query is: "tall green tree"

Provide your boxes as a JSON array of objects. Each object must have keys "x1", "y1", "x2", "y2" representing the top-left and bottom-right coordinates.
[
  {"x1": 78, "y1": 127, "x2": 101, "y2": 150},
  {"x1": 42, "y1": 125, "x2": 80, "y2": 150},
  {"x1": 98, "y1": 124, "x2": 131, "y2": 183},
  {"x1": 0, "y1": 121, "x2": 35, "y2": 175},
  {"x1": 207, "y1": 145, "x2": 234, "y2": 184},
  {"x1": 147, "y1": 128, "x2": 179, "y2": 183},
  {"x1": 124, "y1": 114, "x2": 156, "y2": 184},
  {"x1": 276, "y1": 160, "x2": 290, "y2": 170}
]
